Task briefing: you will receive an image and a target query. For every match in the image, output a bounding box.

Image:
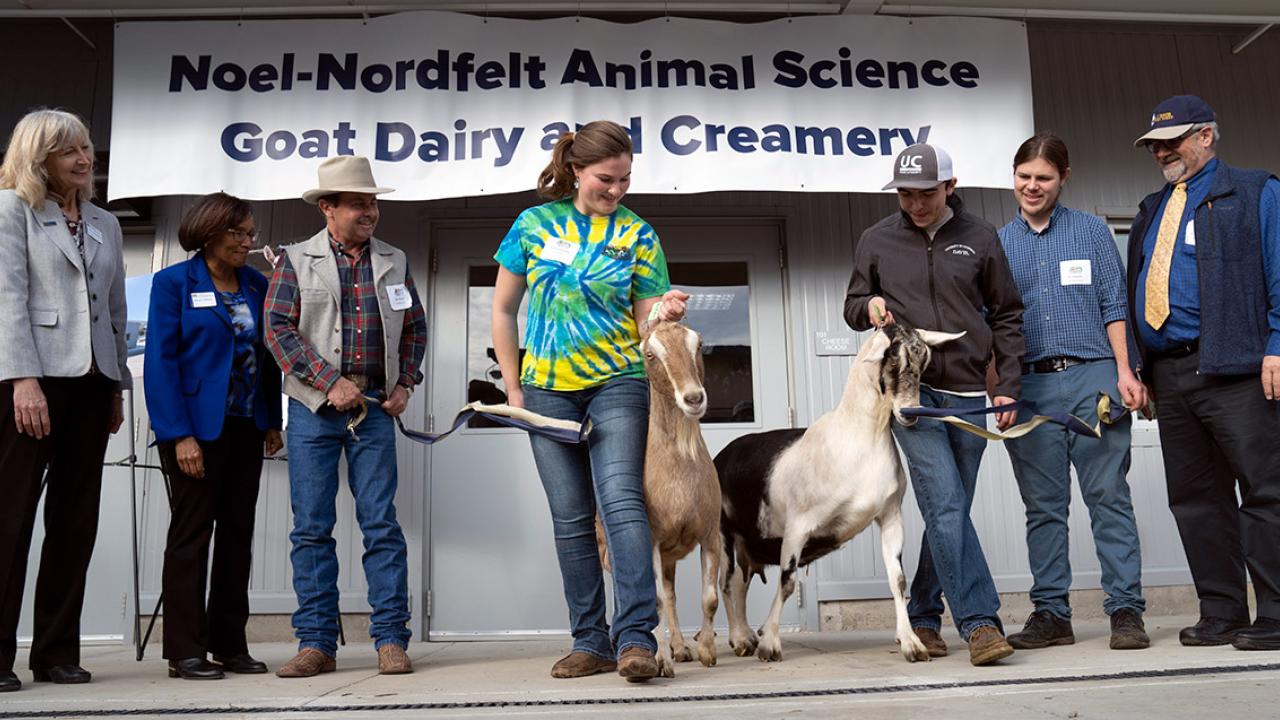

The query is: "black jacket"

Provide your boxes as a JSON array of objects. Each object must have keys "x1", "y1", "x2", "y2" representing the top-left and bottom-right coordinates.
[{"x1": 844, "y1": 194, "x2": 1026, "y2": 398}]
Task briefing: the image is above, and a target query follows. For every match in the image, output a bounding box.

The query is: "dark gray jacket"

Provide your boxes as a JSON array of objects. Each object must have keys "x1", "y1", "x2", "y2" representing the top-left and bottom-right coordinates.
[{"x1": 844, "y1": 194, "x2": 1026, "y2": 398}]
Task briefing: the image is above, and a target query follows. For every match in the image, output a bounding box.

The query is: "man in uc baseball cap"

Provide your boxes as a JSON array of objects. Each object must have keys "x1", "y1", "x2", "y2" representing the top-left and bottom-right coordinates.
[
  {"x1": 883, "y1": 143, "x2": 955, "y2": 190},
  {"x1": 1133, "y1": 94, "x2": 1216, "y2": 148},
  {"x1": 846, "y1": 139, "x2": 1026, "y2": 666}
]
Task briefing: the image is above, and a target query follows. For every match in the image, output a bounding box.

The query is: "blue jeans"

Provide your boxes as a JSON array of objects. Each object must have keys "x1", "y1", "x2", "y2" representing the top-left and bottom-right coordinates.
[
  {"x1": 286, "y1": 399, "x2": 410, "y2": 655},
  {"x1": 1005, "y1": 360, "x2": 1145, "y2": 619},
  {"x1": 522, "y1": 376, "x2": 659, "y2": 660},
  {"x1": 891, "y1": 387, "x2": 1002, "y2": 640}
]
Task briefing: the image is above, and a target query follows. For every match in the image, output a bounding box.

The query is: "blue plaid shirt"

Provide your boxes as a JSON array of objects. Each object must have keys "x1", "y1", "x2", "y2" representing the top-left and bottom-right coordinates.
[
  {"x1": 999, "y1": 204, "x2": 1128, "y2": 363},
  {"x1": 1133, "y1": 158, "x2": 1219, "y2": 352}
]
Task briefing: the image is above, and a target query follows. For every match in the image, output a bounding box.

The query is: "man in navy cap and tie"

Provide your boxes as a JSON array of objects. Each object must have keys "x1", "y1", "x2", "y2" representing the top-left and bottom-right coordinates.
[{"x1": 1127, "y1": 95, "x2": 1280, "y2": 651}]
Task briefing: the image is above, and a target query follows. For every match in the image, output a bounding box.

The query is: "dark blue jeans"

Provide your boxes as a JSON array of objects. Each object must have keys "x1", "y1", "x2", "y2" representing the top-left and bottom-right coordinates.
[
  {"x1": 285, "y1": 399, "x2": 410, "y2": 655},
  {"x1": 891, "y1": 387, "x2": 1003, "y2": 640},
  {"x1": 1005, "y1": 360, "x2": 1144, "y2": 619},
  {"x1": 522, "y1": 376, "x2": 659, "y2": 660}
]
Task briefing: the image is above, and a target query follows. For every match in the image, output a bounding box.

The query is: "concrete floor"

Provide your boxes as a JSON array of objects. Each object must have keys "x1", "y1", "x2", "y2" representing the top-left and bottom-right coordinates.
[{"x1": 3, "y1": 615, "x2": 1278, "y2": 719}]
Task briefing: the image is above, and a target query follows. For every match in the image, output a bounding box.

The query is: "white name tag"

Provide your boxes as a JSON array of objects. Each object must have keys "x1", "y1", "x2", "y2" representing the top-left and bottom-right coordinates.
[
  {"x1": 1185, "y1": 222, "x2": 1196, "y2": 246},
  {"x1": 190, "y1": 291, "x2": 217, "y2": 308},
  {"x1": 386, "y1": 283, "x2": 413, "y2": 311},
  {"x1": 539, "y1": 238, "x2": 579, "y2": 265},
  {"x1": 85, "y1": 224, "x2": 104, "y2": 244},
  {"x1": 1059, "y1": 259, "x2": 1092, "y2": 286}
]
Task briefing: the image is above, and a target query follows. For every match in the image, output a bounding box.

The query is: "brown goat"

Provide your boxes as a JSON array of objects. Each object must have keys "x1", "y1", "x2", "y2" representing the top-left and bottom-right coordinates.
[{"x1": 597, "y1": 320, "x2": 721, "y2": 677}]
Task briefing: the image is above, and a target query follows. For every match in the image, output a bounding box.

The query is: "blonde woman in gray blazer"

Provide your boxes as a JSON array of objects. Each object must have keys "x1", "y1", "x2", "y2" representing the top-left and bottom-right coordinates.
[{"x1": 0, "y1": 110, "x2": 129, "y2": 693}]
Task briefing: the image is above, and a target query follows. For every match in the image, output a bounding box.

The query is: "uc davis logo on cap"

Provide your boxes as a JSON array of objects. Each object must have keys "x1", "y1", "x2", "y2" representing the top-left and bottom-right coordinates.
[
  {"x1": 899, "y1": 152, "x2": 924, "y2": 175},
  {"x1": 1152, "y1": 111, "x2": 1175, "y2": 124}
]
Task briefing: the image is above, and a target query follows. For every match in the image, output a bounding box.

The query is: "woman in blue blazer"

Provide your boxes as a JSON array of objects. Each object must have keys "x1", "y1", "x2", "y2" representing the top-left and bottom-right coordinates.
[{"x1": 144, "y1": 193, "x2": 283, "y2": 680}]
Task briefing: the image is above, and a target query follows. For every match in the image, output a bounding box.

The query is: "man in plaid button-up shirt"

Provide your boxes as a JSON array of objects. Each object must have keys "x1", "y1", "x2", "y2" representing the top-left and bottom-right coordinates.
[
  {"x1": 264, "y1": 156, "x2": 425, "y2": 678},
  {"x1": 265, "y1": 232, "x2": 426, "y2": 406}
]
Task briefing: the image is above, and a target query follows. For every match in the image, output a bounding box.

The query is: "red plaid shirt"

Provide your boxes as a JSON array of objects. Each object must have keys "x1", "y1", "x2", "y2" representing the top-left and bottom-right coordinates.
[{"x1": 265, "y1": 236, "x2": 426, "y2": 393}]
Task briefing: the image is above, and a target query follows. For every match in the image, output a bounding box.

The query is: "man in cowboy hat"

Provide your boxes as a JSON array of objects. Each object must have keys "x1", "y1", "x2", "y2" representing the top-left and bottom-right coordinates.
[{"x1": 265, "y1": 155, "x2": 427, "y2": 676}]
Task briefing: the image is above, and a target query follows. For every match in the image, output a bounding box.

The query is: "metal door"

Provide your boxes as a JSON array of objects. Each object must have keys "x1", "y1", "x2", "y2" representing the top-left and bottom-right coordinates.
[{"x1": 425, "y1": 218, "x2": 797, "y2": 638}]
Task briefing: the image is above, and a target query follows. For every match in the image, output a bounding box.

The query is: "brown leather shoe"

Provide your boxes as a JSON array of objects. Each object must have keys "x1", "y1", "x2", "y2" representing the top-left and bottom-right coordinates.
[
  {"x1": 275, "y1": 648, "x2": 335, "y2": 678},
  {"x1": 913, "y1": 627, "x2": 949, "y2": 657},
  {"x1": 550, "y1": 651, "x2": 617, "y2": 679},
  {"x1": 968, "y1": 626, "x2": 1015, "y2": 666},
  {"x1": 377, "y1": 644, "x2": 413, "y2": 675},
  {"x1": 617, "y1": 647, "x2": 659, "y2": 683}
]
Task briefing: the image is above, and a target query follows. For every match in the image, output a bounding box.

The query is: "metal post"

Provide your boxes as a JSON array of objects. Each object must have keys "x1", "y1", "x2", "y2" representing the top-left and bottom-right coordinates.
[{"x1": 127, "y1": 388, "x2": 143, "y2": 661}]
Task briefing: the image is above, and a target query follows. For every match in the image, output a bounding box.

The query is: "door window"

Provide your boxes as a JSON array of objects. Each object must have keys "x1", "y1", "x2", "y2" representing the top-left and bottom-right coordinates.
[{"x1": 463, "y1": 261, "x2": 753, "y2": 426}]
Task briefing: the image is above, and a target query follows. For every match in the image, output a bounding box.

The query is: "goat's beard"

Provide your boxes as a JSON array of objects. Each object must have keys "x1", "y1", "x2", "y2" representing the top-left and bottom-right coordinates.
[{"x1": 890, "y1": 378, "x2": 923, "y2": 426}]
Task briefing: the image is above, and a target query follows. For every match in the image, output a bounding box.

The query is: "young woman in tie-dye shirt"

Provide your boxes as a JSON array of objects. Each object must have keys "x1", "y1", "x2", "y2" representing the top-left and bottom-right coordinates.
[{"x1": 492, "y1": 120, "x2": 687, "y2": 683}]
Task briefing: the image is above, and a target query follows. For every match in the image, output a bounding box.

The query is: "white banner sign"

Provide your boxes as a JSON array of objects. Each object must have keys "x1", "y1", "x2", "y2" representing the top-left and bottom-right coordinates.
[{"x1": 110, "y1": 12, "x2": 1033, "y2": 201}]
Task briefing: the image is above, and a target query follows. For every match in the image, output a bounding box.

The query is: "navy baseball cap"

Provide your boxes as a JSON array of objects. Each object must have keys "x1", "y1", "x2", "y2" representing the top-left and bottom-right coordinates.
[{"x1": 1133, "y1": 95, "x2": 1216, "y2": 147}]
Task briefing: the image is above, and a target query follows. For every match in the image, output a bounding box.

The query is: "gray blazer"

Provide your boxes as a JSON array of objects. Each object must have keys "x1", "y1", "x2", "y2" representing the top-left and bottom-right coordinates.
[{"x1": 0, "y1": 189, "x2": 131, "y2": 389}]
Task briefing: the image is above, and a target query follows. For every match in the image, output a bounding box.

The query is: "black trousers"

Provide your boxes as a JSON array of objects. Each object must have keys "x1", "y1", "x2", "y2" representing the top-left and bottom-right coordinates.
[
  {"x1": 1151, "y1": 349, "x2": 1280, "y2": 622},
  {"x1": 0, "y1": 375, "x2": 115, "y2": 673},
  {"x1": 157, "y1": 417, "x2": 265, "y2": 660}
]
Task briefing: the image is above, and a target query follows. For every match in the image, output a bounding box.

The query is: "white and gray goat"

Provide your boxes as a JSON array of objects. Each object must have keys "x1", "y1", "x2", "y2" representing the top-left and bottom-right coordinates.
[
  {"x1": 597, "y1": 319, "x2": 721, "y2": 677},
  {"x1": 713, "y1": 323, "x2": 963, "y2": 663}
]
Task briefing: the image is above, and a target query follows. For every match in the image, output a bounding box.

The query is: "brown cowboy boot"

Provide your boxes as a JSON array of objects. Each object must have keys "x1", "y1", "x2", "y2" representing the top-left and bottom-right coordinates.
[
  {"x1": 377, "y1": 644, "x2": 413, "y2": 675},
  {"x1": 275, "y1": 648, "x2": 335, "y2": 678},
  {"x1": 550, "y1": 652, "x2": 617, "y2": 679},
  {"x1": 617, "y1": 647, "x2": 659, "y2": 683}
]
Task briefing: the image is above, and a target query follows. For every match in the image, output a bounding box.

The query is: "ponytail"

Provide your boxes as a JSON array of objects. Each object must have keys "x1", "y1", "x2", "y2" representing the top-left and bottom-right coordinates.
[
  {"x1": 535, "y1": 120, "x2": 634, "y2": 201},
  {"x1": 536, "y1": 132, "x2": 578, "y2": 201}
]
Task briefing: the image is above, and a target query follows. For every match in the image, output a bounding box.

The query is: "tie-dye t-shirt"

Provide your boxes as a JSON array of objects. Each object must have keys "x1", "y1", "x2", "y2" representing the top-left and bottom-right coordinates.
[{"x1": 494, "y1": 199, "x2": 670, "y2": 391}]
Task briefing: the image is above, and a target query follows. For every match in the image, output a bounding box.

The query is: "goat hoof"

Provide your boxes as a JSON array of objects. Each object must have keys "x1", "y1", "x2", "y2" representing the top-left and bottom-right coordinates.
[
  {"x1": 899, "y1": 634, "x2": 931, "y2": 662},
  {"x1": 904, "y1": 643, "x2": 931, "y2": 663},
  {"x1": 671, "y1": 647, "x2": 693, "y2": 663},
  {"x1": 657, "y1": 656, "x2": 675, "y2": 679},
  {"x1": 730, "y1": 635, "x2": 758, "y2": 657},
  {"x1": 756, "y1": 642, "x2": 783, "y2": 662},
  {"x1": 698, "y1": 647, "x2": 717, "y2": 668}
]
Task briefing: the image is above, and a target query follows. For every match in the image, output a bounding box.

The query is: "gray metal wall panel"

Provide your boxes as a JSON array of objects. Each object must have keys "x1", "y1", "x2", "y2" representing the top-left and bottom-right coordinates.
[{"x1": 1025, "y1": 21, "x2": 1280, "y2": 219}]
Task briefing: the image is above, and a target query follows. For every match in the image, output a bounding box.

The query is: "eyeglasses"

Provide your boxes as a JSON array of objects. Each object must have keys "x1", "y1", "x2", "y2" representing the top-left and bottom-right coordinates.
[
  {"x1": 227, "y1": 228, "x2": 259, "y2": 242},
  {"x1": 1143, "y1": 127, "x2": 1203, "y2": 154}
]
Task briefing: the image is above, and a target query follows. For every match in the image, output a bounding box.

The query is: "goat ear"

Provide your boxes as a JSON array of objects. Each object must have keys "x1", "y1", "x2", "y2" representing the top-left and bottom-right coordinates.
[
  {"x1": 918, "y1": 329, "x2": 966, "y2": 347},
  {"x1": 860, "y1": 330, "x2": 892, "y2": 363}
]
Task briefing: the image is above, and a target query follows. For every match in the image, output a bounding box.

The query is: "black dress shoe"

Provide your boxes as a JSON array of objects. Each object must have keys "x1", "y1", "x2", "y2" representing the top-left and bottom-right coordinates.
[
  {"x1": 168, "y1": 658, "x2": 225, "y2": 680},
  {"x1": 1233, "y1": 617, "x2": 1280, "y2": 651},
  {"x1": 212, "y1": 653, "x2": 268, "y2": 674},
  {"x1": 1179, "y1": 616, "x2": 1250, "y2": 646},
  {"x1": 32, "y1": 665, "x2": 91, "y2": 684},
  {"x1": 0, "y1": 670, "x2": 20, "y2": 692}
]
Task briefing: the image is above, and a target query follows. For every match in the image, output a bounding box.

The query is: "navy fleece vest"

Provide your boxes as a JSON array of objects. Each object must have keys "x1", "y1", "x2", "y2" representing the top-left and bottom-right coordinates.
[{"x1": 1127, "y1": 162, "x2": 1277, "y2": 376}]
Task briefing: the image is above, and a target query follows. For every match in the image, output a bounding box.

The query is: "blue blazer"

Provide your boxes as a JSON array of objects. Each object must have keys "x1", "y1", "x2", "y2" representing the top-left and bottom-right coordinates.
[{"x1": 144, "y1": 256, "x2": 283, "y2": 443}]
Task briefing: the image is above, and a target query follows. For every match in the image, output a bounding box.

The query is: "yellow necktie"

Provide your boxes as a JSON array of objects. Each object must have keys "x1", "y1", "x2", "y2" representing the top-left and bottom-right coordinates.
[{"x1": 1144, "y1": 182, "x2": 1187, "y2": 330}]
